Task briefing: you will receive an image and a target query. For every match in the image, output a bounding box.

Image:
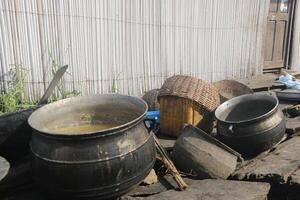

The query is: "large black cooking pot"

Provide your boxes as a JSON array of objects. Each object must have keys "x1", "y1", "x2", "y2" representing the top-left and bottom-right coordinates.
[
  {"x1": 215, "y1": 94, "x2": 285, "y2": 157},
  {"x1": 28, "y1": 94, "x2": 156, "y2": 199}
]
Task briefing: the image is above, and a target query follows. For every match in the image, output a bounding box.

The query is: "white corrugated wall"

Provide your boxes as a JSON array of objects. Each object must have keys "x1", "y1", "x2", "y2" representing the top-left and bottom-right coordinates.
[{"x1": 0, "y1": 0, "x2": 269, "y2": 101}]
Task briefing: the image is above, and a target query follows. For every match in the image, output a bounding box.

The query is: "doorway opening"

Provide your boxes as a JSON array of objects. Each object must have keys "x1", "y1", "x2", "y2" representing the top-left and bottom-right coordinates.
[{"x1": 263, "y1": 0, "x2": 296, "y2": 72}]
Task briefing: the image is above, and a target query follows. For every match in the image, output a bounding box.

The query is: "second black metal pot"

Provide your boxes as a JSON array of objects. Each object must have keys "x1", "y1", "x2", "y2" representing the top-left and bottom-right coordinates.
[{"x1": 215, "y1": 94, "x2": 285, "y2": 157}]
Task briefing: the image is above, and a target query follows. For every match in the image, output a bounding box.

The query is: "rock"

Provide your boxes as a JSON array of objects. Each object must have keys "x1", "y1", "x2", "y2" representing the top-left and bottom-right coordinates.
[
  {"x1": 288, "y1": 168, "x2": 300, "y2": 186},
  {"x1": 142, "y1": 169, "x2": 158, "y2": 185},
  {"x1": 125, "y1": 175, "x2": 175, "y2": 197},
  {"x1": 126, "y1": 175, "x2": 198, "y2": 198},
  {"x1": 286, "y1": 117, "x2": 300, "y2": 135},
  {"x1": 233, "y1": 136, "x2": 300, "y2": 185},
  {"x1": 124, "y1": 179, "x2": 270, "y2": 200},
  {"x1": 156, "y1": 134, "x2": 176, "y2": 150}
]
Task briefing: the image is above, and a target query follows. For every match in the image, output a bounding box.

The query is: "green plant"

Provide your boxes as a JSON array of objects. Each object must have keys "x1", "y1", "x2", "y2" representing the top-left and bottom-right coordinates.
[
  {"x1": 0, "y1": 55, "x2": 81, "y2": 115},
  {"x1": 0, "y1": 65, "x2": 35, "y2": 115},
  {"x1": 111, "y1": 72, "x2": 122, "y2": 93},
  {"x1": 112, "y1": 78, "x2": 118, "y2": 93}
]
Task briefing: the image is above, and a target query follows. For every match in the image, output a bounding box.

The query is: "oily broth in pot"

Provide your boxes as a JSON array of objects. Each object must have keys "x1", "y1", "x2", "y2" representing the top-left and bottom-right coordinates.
[
  {"x1": 48, "y1": 123, "x2": 120, "y2": 135},
  {"x1": 42, "y1": 108, "x2": 142, "y2": 135}
]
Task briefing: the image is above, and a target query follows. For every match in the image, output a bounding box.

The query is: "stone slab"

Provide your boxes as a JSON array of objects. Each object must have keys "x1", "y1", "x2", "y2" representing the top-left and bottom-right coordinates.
[
  {"x1": 286, "y1": 117, "x2": 300, "y2": 135},
  {"x1": 126, "y1": 176, "x2": 173, "y2": 197},
  {"x1": 288, "y1": 168, "x2": 300, "y2": 186},
  {"x1": 122, "y1": 179, "x2": 270, "y2": 200},
  {"x1": 3, "y1": 175, "x2": 270, "y2": 200},
  {"x1": 156, "y1": 134, "x2": 176, "y2": 150},
  {"x1": 233, "y1": 136, "x2": 300, "y2": 185}
]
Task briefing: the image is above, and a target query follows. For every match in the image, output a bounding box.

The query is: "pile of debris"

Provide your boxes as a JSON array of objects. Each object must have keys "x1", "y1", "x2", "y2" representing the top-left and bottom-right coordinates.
[
  {"x1": 140, "y1": 73, "x2": 300, "y2": 200},
  {"x1": 2, "y1": 72, "x2": 300, "y2": 200},
  {"x1": 144, "y1": 75, "x2": 284, "y2": 178}
]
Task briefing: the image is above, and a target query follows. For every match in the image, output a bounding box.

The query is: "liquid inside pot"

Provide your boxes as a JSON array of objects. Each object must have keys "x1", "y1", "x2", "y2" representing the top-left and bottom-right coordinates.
[
  {"x1": 29, "y1": 94, "x2": 148, "y2": 136},
  {"x1": 49, "y1": 123, "x2": 119, "y2": 135}
]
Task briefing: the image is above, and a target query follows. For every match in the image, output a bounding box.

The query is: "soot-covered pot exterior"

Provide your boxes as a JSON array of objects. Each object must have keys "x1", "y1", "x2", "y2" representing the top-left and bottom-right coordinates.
[
  {"x1": 216, "y1": 94, "x2": 286, "y2": 157},
  {"x1": 29, "y1": 94, "x2": 156, "y2": 199}
]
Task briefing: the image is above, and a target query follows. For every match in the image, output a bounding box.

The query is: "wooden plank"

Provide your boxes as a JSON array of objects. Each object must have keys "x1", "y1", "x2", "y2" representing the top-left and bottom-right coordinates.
[
  {"x1": 264, "y1": 21, "x2": 276, "y2": 62},
  {"x1": 237, "y1": 74, "x2": 283, "y2": 90},
  {"x1": 273, "y1": 21, "x2": 286, "y2": 61},
  {"x1": 269, "y1": 0, "x2": 278, "y2": 13}
]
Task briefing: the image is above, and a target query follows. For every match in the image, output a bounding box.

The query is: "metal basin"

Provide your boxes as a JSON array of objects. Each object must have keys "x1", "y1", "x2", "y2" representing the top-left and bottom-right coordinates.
[
  {"x1": 0, "y1": 156, "x2": 9, "y2": 182},
  {"x1": 215, "y1": 94, "x2": 285, "y2": 157},
  {"x1": 173, "y1": 125, "x2": 241, "y2": 179},
  {"x1": 276, "y1": 89, "x2": 300, "y2": 102},
  {"x1": 28, "y1": 94, "x2": 156, "y2": 199}
]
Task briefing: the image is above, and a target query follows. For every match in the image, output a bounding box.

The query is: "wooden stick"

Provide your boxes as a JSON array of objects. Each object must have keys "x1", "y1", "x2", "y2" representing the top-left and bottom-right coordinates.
[
  {"x1": 153, "y1": 135, "x2": 188, "y2": 191},
  {"x1": 287, "y1": 104, "x2": 300, "y2": 110}
]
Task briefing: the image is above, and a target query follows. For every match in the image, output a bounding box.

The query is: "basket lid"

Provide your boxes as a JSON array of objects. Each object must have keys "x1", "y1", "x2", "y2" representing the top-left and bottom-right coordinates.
[
  {"x1": 213, "y1": 80, "x2": 253, "y2": 101},
  {"x1": 158, "y1": 75, "x2": 220, "y2": 112}
]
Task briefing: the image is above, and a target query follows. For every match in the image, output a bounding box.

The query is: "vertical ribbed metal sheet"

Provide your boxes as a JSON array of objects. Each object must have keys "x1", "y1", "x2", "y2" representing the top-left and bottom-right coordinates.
[{"x1": 0, "y1": 0, "x2": 269, "y2": 101}]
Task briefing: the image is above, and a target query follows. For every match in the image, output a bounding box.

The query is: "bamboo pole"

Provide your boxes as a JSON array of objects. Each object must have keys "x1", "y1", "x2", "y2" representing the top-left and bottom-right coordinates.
[{"x1": 153, "y1": 135, "x2": 188, "y2": 191}]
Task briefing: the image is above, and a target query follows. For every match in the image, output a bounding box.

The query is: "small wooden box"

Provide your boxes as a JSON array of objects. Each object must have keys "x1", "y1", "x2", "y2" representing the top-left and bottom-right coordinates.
[{"x1": 159, "y1": 96, "x2": 214, "y2": 137}]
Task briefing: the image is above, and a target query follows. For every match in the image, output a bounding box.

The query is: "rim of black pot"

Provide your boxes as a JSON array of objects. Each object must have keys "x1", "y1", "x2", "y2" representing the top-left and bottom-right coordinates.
[
  {"x1": 215, "y1": 93, "x2": 279, "y2": 124},
  {"x1": 28, "y1": 94, "x2": 148, "y2": 137}
]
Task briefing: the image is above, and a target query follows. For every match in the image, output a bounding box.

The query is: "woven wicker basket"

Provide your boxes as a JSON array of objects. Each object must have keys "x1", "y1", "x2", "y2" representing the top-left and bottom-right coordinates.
[
  {"x1": 158, "y1": 75, "x2": 220, "y2": 137},
  {"x1": 213, "y1": 80, "x2": 253, "y2": 103},
  {"x1": 142, "y1": 89, "x2": 160, "y2": 111}
]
